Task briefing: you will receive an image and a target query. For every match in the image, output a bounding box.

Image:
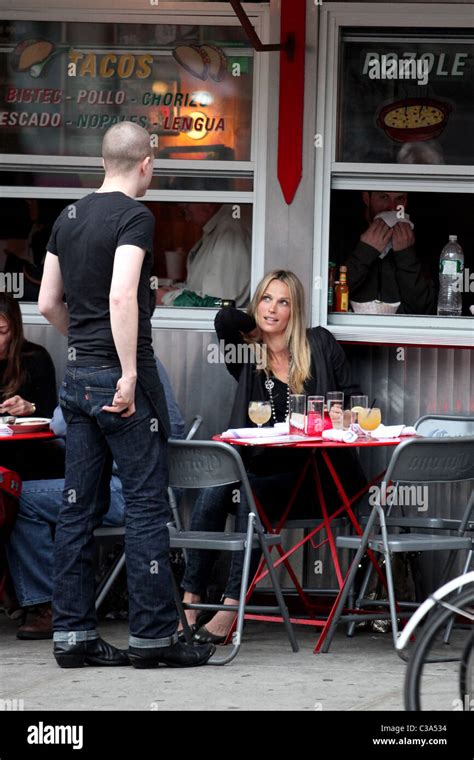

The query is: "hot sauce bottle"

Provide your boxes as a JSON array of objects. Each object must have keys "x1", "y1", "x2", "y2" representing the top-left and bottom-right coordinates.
[{"x1": 334, "y1": 265, "x2": 349, "y2": 312}]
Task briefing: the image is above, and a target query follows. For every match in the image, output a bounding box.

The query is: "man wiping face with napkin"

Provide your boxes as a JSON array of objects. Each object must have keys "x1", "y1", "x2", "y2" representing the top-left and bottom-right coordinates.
[{"x1": 344, "y1": 191, "x2": 436, "y2": 315}]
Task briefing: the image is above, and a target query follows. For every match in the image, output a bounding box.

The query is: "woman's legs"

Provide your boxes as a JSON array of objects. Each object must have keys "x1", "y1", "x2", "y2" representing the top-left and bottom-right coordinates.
[
  {"x1": 181, "y1": 484, "x2": 234, "y2": 625},
  {"x1": 201, "y1": 473, "x2": 296, "y2": 638}
]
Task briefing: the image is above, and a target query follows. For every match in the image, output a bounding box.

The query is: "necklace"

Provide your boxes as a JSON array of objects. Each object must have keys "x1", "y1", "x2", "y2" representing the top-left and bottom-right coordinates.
[{"x1": 264, "y1": 354, "x2": 291, "y2": 423}]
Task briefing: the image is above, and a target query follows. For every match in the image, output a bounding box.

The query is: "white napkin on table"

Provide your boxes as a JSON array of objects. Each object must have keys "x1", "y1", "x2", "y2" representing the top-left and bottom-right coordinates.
[
  {"x1": 0, "y1": 424, "x2": 13, "y2": 436},
  {"x1": 369, "y1": 424, "x2": 417, "y2": 439},
  {"x1": 322, "y1": 428, "x2": 358, "y2": 443},
  {"x1": 221, "y1": 426, "x2": 283, "y2": 439}
]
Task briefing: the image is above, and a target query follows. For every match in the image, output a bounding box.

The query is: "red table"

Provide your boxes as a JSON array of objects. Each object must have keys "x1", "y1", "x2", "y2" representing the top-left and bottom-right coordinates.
[
  {"x1": 0, "y1": 431, "x2": 55, "y2": 442},
  {"x1": 213, "y1": 433, "x2": 402, "y2": 651}
]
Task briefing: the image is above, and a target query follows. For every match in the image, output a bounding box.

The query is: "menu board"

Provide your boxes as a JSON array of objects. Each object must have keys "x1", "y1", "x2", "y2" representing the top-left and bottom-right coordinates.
[
  {"x1": 338, "y1": 30, "x2": 474, "y2": 165},
  {"x1": 0, "y1": 19, "x2": 253, "y2": 160}
]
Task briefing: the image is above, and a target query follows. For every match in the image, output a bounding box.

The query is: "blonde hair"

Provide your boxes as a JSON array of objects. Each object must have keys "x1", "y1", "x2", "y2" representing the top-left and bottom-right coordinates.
[
  {"x1": 102, "y1": 121, "x2": 153, "y2": 175},
  {"x1": 247, "y1": 270, "x2": 311, "y2": 393}
]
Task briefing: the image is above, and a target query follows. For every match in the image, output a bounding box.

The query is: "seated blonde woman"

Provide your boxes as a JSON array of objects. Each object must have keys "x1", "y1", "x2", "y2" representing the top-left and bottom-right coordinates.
[{"x1": 181, "y1": 270, "x2": 366, "y2": 644}]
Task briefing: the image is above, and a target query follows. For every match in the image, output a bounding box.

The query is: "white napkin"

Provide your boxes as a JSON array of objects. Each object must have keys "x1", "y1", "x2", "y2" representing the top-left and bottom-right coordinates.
[
  {"x1": 374, "y1": 211, "x2": 414, "y2": 258},
  {"x1": 322, "y1": 428, "x2": 358, "y2": 443},
  {"x1": 0, "y1": 424, "x2": 14, "y2": 436},
  {"x1": 369, "y1": 424, "x2": 417, "y2": 439},
  {"x1": 221, "y1": 426, "x2": 283, "y2": 439}
]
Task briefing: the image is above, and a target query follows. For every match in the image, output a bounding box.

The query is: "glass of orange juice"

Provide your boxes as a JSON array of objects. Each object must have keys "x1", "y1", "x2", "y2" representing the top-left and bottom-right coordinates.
[{"x1": 358, "y1": 407, "x2": 382, "y2": 433}]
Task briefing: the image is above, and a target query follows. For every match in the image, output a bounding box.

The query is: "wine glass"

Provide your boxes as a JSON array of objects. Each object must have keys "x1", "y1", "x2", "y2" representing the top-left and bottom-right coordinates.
[
  {"x1": 248, "y1": 401, "x2": 272, "y2": 428},
  {"x1": 358, "y1": 407, "x2": 382, "y2": 433}
]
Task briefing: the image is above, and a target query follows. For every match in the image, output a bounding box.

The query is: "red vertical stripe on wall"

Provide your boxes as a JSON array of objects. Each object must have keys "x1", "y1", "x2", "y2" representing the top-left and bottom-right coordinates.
[{"x1": 277, "y1": 0, "x2": 306, "y2": 205}]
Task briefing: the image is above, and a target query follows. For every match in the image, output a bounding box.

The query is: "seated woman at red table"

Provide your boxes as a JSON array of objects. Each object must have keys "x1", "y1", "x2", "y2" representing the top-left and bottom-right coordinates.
[
  {"x1": 0, "y1": 293, "x2": 60, "y2": 479},
  {"x1": 182, "y1": 269, "x2": 367, "y2": 644}
]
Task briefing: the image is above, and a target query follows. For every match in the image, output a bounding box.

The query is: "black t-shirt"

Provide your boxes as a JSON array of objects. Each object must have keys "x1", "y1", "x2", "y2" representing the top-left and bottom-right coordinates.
[{"x1": 47, "y1": 192, "x2": 155, "y2": 367}]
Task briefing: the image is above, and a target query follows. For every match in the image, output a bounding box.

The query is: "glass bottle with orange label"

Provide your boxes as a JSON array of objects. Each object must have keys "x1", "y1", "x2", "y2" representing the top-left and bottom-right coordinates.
[{"x1": 334, "y1": 266, "x2": 349, "y2": 312}]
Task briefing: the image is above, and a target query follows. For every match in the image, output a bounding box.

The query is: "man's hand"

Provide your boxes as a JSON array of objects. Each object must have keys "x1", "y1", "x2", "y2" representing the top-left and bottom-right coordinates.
[
  {"x1": 392, "y1": 222, "x2": 415, "y2": 252},
  {"x1": 102, "y1": 376, "x2": 137, "y2": 417},
  {"x1": 1, "y1": 396, "x2": 35, "y2": 416},
  {"x1": 360, "y1": 219, "x2": 392, "y2": 253}
]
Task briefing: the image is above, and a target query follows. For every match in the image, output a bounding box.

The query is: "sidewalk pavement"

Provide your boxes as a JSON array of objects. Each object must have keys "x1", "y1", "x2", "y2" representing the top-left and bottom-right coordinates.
[{"x1": 1, "y1": 614, "x2": 410, "y2": 711}]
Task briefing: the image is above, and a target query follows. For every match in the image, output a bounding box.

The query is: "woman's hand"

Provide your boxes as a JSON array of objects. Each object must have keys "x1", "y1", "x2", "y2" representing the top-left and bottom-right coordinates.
[
  {"x1": 1, "y1": 396, "x2": 35, "y2": 416},
  {"x1": 329, "y1": 403, "x2": 343, "y2": 427}
]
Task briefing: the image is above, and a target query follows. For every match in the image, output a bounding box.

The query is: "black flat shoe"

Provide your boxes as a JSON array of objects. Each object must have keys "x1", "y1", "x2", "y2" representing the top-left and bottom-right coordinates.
[
  {"x1": 177, "y1": 623, "x2": 199, "y2": 643},
  {"x1": 193, "y1": 625, "x2": 228, "y2": 645},
  {"x1": 54, "y1": 637, "x2": 130, "y2": 668},
  {"x1": 129, "y1": 640, "x2": 215, "y2": 669}
]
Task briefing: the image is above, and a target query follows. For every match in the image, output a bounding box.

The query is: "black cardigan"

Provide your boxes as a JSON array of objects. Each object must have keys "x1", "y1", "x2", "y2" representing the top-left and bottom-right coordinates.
[
  {"x1": 0, "y1": 340, "x2": 57, "y2": 418},
  {"x1": 215, "y1": 308, "x2": 367, "y2": 497}
]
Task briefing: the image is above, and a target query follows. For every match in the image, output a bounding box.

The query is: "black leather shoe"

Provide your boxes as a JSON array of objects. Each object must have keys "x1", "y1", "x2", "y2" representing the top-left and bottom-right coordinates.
[
  {"x1": 129, "y1": 640, "x2": 215, "y2": 669},
  {"x1": 54, "y1": 637, "x2": 130, "y2": 668}
]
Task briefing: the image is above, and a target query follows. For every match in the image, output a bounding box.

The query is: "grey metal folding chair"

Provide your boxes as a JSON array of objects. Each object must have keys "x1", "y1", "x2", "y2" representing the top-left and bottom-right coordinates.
[
  {"x1": 415, "y1": 414, "x2": 474, "y2": 438},
  {"x1": 319, "y1": 437, "x2": 474, "y2": 653},
  {"x1": 345, "y1": 414, "x2": 474, "y2": 638},
  {"x1": 94, "y1": 415, "x2": 203, "y2": 610},
  {"x1": 167, "y1": 439, "x2": 299, "y2": 665}
]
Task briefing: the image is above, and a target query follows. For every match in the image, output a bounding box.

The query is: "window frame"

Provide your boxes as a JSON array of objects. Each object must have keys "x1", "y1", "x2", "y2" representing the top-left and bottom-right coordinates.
[
  {"x1": 1, "y1": 2, "x2": 270, "y2": 329},
  {"x1": 313, "y1": 2, "x2": 474, "y2": 347}
]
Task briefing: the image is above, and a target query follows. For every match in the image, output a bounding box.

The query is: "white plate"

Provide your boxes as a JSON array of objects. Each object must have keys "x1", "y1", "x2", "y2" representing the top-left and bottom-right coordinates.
[{"x1": 10, "y1": 417, "x2": 51, "y2": 434}]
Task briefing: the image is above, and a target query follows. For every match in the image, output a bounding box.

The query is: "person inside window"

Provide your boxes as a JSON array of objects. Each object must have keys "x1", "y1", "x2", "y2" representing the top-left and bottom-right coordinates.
[
  {"x1": 156, "y1": 201, "x2": 251, "y2": 308},
  {"x1": 180, "y1": 269, "x2": 366, "y2": 644},
  {"x1": 344, "y1": 191, "x2": 436, "y2": 315}
]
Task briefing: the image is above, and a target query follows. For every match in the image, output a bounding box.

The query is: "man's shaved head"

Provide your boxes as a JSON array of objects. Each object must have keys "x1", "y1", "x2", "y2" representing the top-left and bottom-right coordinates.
[{"x1": 102, "y1": 122, "x2": 153, "y2": 176}]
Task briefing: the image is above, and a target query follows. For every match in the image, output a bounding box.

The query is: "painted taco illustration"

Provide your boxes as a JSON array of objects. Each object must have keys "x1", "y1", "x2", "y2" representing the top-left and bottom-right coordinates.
[
  {"x1": 173, "y1": 44, "x2": 227, "y2": 81},
  {"x1": 12, "y1": 39, "x2": 55, "y2": 72}
]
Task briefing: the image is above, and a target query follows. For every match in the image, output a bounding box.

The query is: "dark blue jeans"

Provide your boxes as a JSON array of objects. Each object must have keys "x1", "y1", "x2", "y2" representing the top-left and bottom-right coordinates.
[
  {"x1": 53, "y1": 366, "x2": 177, "y2": 648},
  {"x1": 182, "y1": 472, "x2": 299, "y2": 601}
]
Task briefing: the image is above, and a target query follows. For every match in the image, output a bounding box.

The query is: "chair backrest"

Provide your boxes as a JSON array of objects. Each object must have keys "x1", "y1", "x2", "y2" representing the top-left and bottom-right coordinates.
[
  {"x1": 168, "y1": 439, "x2": 253, "y2": 497},
  {"x1": 384, "y1": 437, "x2": 474, "y2": 486},
  {"x1": 186, "y1": 415, "x2": 203, "y2": 441},
  {"x1": 415, "y1": 414, "x2": 474, "y2": 438}
]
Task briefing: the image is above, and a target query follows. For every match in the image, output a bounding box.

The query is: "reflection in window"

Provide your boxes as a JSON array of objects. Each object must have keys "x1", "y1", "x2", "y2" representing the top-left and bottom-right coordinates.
[
  {"x1": 338, "y1": 29, "x2": 474, "y2": 165},
  {"x1": 328, "y1": 190, "x2": 473, "y2": 317},
  {"x1": 0, "y1": 197, "x2": 252, "y2": 308},
  {"x1": 0, "y1": 197, "x2": 68, "y2": 301}
]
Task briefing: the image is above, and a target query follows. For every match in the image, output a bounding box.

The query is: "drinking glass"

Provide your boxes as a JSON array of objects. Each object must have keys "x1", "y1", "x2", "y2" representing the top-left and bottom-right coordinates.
[
  {"x1": 289, "y1": 394, "x2": 306, "y2": 435},
  {"x1": 358, "y1": 407, "x2": 382, "y2": 432},
  {"x1": 350, "y1": 395, "x2": 369, "y2": 425},
  {"x1": 248, "y1": 401, "x2": 272, "y2": 428},
  {"x1": 327, "y1": 391, "x2": 344, "y2": 430},
  {"x1": 306, "y1": 396, "x2": 325, "y2": 436}
]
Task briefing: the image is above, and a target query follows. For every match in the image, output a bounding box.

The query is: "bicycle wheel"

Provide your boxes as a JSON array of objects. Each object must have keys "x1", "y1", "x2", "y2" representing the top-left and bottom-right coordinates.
[
  {"x1": 459, "y1": 630, "x2": 474, "y2": 707},
  {"x1": 405, "y1": 587, "x2": 474, "y2": 711}
]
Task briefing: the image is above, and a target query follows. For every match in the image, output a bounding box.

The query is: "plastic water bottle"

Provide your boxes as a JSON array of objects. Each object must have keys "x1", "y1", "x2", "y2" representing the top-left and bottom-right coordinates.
[{"x1": 437, "y1": 235, "x2": 464, "y2": 316}]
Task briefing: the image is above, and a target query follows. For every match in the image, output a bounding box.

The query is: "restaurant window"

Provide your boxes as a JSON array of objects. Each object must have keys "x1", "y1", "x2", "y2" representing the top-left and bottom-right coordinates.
[
  {"x1": 338, "y1": 29, "x2": 474, "y2": 166},
  {"x1": 315, "y1": 9, "x2": 474, "y2": 346},
  {"x1": 0, "y1": 7, "x2": 265, "y2": 313}
]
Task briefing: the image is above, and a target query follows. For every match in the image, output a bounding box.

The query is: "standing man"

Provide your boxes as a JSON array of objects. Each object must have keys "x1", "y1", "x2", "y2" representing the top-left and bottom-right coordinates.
[{"x1": 39, "y1": 122, "x2": 214, "y2": 669}]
